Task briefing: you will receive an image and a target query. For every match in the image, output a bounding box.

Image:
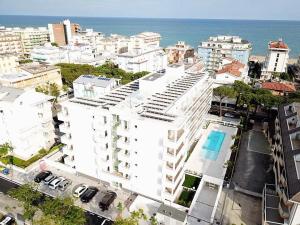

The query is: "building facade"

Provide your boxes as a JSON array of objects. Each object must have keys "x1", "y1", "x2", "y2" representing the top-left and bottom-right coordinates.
[
  {"x1": 261, "y1": 40, "x2": 290, "y2": 80},
  {"x1": 58, "y1": 65, "x2": 213, "y2": 202},
  {"x1": 0, "y1": 30, "x2": 23, "y2": 55},
  {"x1": 0, "y1": 54, "x2": 18, "y2": 75},
  {"x1": 198, "y1": 35, "x2": 252, "y2": 71},
  {"x1": 165, "y1": 41, "x2": 194, "y2": 64},
  {"x1": 263, "y1": 102, "x2": 300, "y2": 225},
  {"x1": 48, "y1": 20, "x2": 81, "y2": 46},
  {"x1": 0, "y1": 87, "x2": 55, "y2": 160}
]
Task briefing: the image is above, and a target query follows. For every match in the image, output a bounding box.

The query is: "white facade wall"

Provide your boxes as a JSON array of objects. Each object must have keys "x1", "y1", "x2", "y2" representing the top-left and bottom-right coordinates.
[
  {"x1": 0, "y1": 55, "x2": 18, "y2": 74},
  {"x1": 290, "y1": 204, "x2": 300, "y2": 225},
  {"x1": 265, "y1": 49, "x2": 289, "y2": 73},
  {"x1": 0, "y1": 89, "x2": 55, "y2": 160},
  {"x1": 58, "y1": 67, "x2": 213, "y2": 202}
]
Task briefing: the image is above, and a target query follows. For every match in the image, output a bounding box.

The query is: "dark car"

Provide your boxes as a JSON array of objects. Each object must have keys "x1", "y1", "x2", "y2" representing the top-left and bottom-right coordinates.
[
  {"x1": 0, "y1": 215, "x2": 15, "y2": 225},
  {"x1": 80, "y1": 187, "x2": 99, "y2": 203},
  {"x1": 99, "y1": 191, "x2": 117, "y2": 211},
  {"x1": 34, "y1": 171, "x2": 52, "y2": 183}
]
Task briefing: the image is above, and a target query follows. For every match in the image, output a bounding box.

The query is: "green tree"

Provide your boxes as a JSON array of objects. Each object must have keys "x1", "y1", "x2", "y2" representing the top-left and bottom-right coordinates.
[
  {"x1": 149, "y1": 216, "x2": 158, "y2": 225},
  {"x1": 8, "y1": 183, "x2": 42, "y2": 222},
  {"x1": 213, "y1": 86, "x2": 236, "y2": 117},
  {"x1": 51, "y1": 42, "x2": 58, "y2": 47},
  {"x1": 114, "y1": 209, "x2": 147, "y2": 225},
  {"x1": 49, "y1": 83, "x2": 60, "y2": 98},
  {"x1": 0, "y1": 143, "x2": 12, "y2": 157}
]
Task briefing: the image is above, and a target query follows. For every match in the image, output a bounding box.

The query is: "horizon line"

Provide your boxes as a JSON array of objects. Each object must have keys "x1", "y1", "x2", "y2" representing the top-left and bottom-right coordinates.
[{"x1": 1, "y1": 14, "x2": 300, "y2": 22}]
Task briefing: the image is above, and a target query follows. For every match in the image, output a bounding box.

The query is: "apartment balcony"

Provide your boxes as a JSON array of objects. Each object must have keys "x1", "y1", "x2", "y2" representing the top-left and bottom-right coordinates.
[
  {"x1": 62, "y1": 145, "x2": 73, "y2": 156},
  {"x1": 116, "y1": 126, "x2": 130, "y2": 137},
  {"x1": 92, "y1": 118, "x2": 107, "y2": 130},
  {"x1": 164, "y1": 187, "x2": 173, "y2": 199},
  {"x1": 64, "y1": 155, "x2": 75, "y2": 167},
  {"x1": 59, "y1": 122, "x2": 70, "y2": 133},
  {"x1": 278, "y1": 199, "x2": 289, "y2": 219},
  {"x1": 116, "y1": 139, "x2": 130, "y2": 150},
  {"x1": 118, "y1": 149, "x2": 130, "y2": 162},
  {"x1": 57, "y1": 108, "x2": 69, "y2": 121},
  {"x1": 118, "y1": 162, "x2": 130, "y2": 174},
  {"x1": 61, "y1": 133, "x2": 72, "y2": 144},
  {"x1": 94, "y1": 144, "x2": 107, "y2": 154}
]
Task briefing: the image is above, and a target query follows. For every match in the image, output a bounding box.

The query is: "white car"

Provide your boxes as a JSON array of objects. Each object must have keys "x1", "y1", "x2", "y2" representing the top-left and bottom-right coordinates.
[
  {"x1": 224, "y1": 113, "x2": 235, "y2": 118},
  {"x1": 49, "y1": 177, "x2": 65, "y2": 190},
  {"x1": 0, "y1": 215, "x2": 14, "y2": 225},
  {"x1": 73, "y1": 185, "x2": 88, "y2": 198}
]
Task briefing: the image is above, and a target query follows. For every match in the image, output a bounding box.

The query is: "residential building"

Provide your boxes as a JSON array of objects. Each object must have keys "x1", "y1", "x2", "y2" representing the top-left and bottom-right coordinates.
[
  {"x1": 261, "y1": 39, "x2": 290, "y2": 80},
  {"x1": 0, "y1": 63, "x2": 62, "y2": 89},
  {"x1": 0, "y1": 30, "x2": 23, "y2": 54},
  {"x1": 262, "y1": 102, "x2": 300, "y2": 225},
  {"x1": 48, "y1": 19, "x2": 81, "y2": 46},
  {"x1": 97, "y1": 34, "x2": 129, "y2": 55},
  {"x1": 165, "y1": 41, "x2": 194, "y2": 64},
  {"x1": 261, "y1": 82, "x2": 296, "y2": 95},
  {"x1": 57, "y1": 64, "x2": 213, "y2": 202},
  {"x1": 215, "y1": 60, "x2": 249, "y2": 86},
  {"x1": 0, "y1": 86, "x2": 55, "y2": 160},
  {"x1": 0, "y1": 54, "x2": 18, "y2": 74},
  {"x1": 198, "y1": 35, "x2": 252, "y2": 71},
  {"x1": 156, "y1": 204, "x2": 187, "y2": 225}
]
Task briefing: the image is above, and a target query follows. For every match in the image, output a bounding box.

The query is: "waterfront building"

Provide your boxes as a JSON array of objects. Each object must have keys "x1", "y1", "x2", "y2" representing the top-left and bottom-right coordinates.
[
  {"x1": 263, "y1": 102, "x2": 300, "y2": 225},
  {"x1": 97, "y1": 34, "x2": 130, "y2": 56},
  {"x1": 0, "y1": 54, "x2": 18, "y2": 74},
  {"x1": 48, "y1": 19, "x2": 81, "y2": 46},
  {"x1": 198, "y1": 35, "x2": 252, "y2": 71},
  {"x1": 0, "y1": 30, "x2": 23, "y2": 55},
  {"x1": 116, "y1": 32, "x2": 167, "y2": 73},
  {"x1": 165, "y1": 41, "x2": 194, "y2": 64},
  {"x1": 0, "y1": 86, "x2": 55, "y2": 160},
  {"x1": 57, "y1": 64, "x2": 213, "y2": 202},
  {"x1": 0, "y1": 63, "x2": 62, "y2": 89},
  {"x1": 215, "y1": 60, "x2": 249, "y2": 86},
  {"x1": 261, "y1": 39, "x2": 290, "y2": 80}
]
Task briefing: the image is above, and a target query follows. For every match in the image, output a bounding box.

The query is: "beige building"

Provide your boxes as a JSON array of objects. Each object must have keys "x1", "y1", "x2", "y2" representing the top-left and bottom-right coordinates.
[
  {"x1": 0, "y1": 63, "x2": 62, "y2": 89},
  {"x1": 0, "y1": 54, "x2": 19, "y2": 74},
  {"x1": 0, "y1": 30, "x2": 23, "y2": 54},
  {"x1": 165, "y1": 41, "x2": 194, "y2": 64}
]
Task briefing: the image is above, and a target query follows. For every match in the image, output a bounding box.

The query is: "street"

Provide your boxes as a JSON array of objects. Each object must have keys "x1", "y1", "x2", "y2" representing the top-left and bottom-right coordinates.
[{"x1": 0, "y1": 176, "x2": 113, "y2": 225}]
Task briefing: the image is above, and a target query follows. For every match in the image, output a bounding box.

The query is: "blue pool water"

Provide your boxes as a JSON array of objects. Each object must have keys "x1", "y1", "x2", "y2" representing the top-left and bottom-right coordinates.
[{"x1": 202, "y1": 130, "x2": 225, "y2": 160}]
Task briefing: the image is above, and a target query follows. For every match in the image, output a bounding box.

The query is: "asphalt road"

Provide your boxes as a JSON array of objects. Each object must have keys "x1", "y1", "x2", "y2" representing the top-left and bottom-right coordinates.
[{"x1": 0, "y1": 176, "x2": 113, "y2": 225}]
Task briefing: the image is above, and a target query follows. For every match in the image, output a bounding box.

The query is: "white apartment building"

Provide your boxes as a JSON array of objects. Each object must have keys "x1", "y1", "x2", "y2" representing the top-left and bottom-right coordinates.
[
  {"x1": 0, "y1": 29, "x2": 23, "y2": 55},
  {"x1": 0, "y1": 54, "x2": 18, "y2": 75},
  {"x1": 58, "y1": 64, "x2": 213, "y2": 202},
  {"x1": 0, "y1": 86, "x2": 55, "y2": 160},
  {"x1": 261, "y1": 39, "x2": 290, "y2": 80},
  {"x1": 198, "y1": 35, "x2": 252, "y2": 71},
  {"x1": 97, "y1": 34, "x2": 130, "y2": 56}
]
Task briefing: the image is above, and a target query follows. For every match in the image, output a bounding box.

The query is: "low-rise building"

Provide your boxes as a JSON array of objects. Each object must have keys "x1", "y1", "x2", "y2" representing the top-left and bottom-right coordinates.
[
  {"x1": 0, "y1": 86, "x2": 55, "y2": 160},
  {"x1": 261, "y1": 82, "x2": 296, "y2": 95},
  {"x1": 262, "y1": 102, "x2": 300, "y2": 225},
  {"x1": 165, "y1": 41, "x2": 194, "y2": 64},
  {"x1": 0, "y1": 63, "x2": 62, "y2": 89},
  {"x1": 156, "y1": 204, "x2": 187, "y2": 225},
  {"x1": 261, "y1": 39, "x2": 290, "y2": 80},
  {"x1": 57, "y1": 64, "x2": 213, "y2": 203},
  {"x1": 198, "y1": 35, "x2": 252, "y2": 71},
  {"x1": 0, "y1": 54, "x2": 19, "y2": 74}
]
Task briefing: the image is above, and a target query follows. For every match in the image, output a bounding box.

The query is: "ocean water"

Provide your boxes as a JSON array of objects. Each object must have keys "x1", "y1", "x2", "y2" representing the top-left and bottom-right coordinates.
[{"x1": 0, "y1": 15, "x2": 300, "y2": 57}]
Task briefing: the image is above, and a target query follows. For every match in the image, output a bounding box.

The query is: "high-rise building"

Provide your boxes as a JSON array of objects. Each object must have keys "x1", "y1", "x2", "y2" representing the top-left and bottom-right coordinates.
[
  {"x1": 0, "y1": 87, "x2": 55, "y2": 160},
  {"x1": 48, "y1": 20, "x2": 81, "y2": 46},
  {"x1": 261, "y1": 39, "x2": 290, "y2": 80},
  {"x1": 0, "y1": 30, "x2": 23, "y2": 55},
  {"x1": 263, "y1": 102, "x2": 300, "y2": 225},
  {"x1": 198, "y1": 35, "x2": 252, "y2": 71},
  {"x1": 57, "y1": 65, "x2": 213, "y2": 202}
]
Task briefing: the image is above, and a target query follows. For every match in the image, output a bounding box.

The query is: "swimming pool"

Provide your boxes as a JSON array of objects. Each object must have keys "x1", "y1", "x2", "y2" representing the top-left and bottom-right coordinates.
[{"x1": 202, "y1": 130, "x2": 226, "y2": 160}]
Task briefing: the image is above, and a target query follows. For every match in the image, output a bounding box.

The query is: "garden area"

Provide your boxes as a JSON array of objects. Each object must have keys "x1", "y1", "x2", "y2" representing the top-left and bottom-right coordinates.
[
  {"x1": 176, "y1": 174, "x2": 201, "y2": 207},
  {"x1": 0, "y1": 144, "x2": 63, "y2": 169}
]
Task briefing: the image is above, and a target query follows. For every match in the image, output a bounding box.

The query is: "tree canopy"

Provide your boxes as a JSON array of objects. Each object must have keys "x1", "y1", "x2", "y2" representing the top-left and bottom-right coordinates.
[
  {"x1": 56, "y1": 63, "x2": 149, "y2": 86},
  {"x1": 0, "y1": 143, "x2": 12, "y2": 157},
  {"x1": 213, "y1": 86, "x2": 236, "y2": 116}
]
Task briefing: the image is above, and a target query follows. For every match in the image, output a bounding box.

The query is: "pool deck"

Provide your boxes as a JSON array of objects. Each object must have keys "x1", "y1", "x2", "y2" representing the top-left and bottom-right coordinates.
[{"x1": 185, "y1": 123, "x2": 238, "y2": 180}]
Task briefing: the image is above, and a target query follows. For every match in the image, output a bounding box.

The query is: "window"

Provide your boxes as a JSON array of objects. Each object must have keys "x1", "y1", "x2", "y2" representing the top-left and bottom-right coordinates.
[
  {"x1": 277, "y1": 53, "x2": 280, "y2": 57},
  {"x1": 104, "y1": 116, "x2": 107, "y2": 124},
  {"x1": 105, "y1": 143, "x2": 108, "y2": 149},
  {"x1": 134, "y1": 125, "x2": 138, "y2": 128},
  {"x1": 106, "y1": 155, "x2": 109, "y2": 160},
  {"x1": 105, "y1": 130, "x2": 108, "y2": 137},
  {"x1": 135, "y1": 138, "x2": 137, "y2": 142}
]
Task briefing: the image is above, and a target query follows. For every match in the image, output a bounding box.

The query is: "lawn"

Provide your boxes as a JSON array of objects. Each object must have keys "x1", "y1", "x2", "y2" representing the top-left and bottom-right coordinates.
[
  {"x1": 0, "y1": 144, "x2": 63, "y2": 169},
  {"x1": 182, "y1": 174, "x2": 201, "y2": 189},
  {"x1": 177, "y1": 190, "x2": 196, "y2": 207}
]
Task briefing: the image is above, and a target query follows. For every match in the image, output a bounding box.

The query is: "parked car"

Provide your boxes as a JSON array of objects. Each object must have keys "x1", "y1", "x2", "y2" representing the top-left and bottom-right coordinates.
[
  {"x1": 224, "y1": 112, "x2": 235, "y2": 118},
  {"x1": 80, "y1": 187, "x2": 99, "y2": 203},
  {"x1": 0, "y1": 215, "x2": 14, "y2": 225},
  {"x1": 73, "y1": 184, "x2": 88, "y2": 198},
  {"x1": 43, "y1": 174, "x2": 57, "y2": 185},
  {"x1": 0, "y1": 167, "x2": 9, "y2": 175},
  {"x1": 49, "y1": 177, "x2": 65, "y2": 190},
  {"x1": 58, "y1": 179, "x2": 72, "y2": 191},
  {"x1": 34, "y1": 171, "x2": 52, "y2": 183},
  {"x1": 99, "y1": 191, "x2": 117, "y2": 211}
]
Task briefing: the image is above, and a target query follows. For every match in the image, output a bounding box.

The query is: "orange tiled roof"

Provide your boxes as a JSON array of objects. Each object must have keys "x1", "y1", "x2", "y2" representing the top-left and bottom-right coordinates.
[
  {"x1": 269, "y1": 41, "x2": 288, "y2": 49},
  {"x1": 262, "y1": 82, "x2": 296, "y2": 92},
  {"x1": 216, "y1": 60, "x2": 245, "y2": 77}
]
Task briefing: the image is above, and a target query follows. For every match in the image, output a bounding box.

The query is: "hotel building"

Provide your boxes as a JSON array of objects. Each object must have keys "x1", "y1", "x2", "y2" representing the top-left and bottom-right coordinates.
[
  {"x1": 198, "y1": 35, "x2": 252, "y2": 71},
  {"x1": 0, "y1": 86, "x2": 55, "y2": 160},
  {"x1": 0, "y1": 54, "x2": 19, "y2": 75},
  {"x1": 263, "y1": 102, "x2": 300, "y2": 225},
  {"x1": 0, "y1": 30, "x2": 23, "y2": 55},
  {"x1": 57, "y1": 64, "x2": 213, "y2": 202},
  {"x1": 261, "y1": 40, "x2": 290, "y2": 80}
]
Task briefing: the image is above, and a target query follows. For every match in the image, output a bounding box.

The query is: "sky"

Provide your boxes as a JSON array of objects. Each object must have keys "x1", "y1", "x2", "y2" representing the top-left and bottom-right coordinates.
[{"x1": 0, "y1": 0, "x2": 299, "y2": 21}]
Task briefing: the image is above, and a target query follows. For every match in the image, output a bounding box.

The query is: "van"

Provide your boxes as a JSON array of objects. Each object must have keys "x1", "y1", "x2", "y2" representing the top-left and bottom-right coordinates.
[{"x1": 99, "y1": 191, "x2": 117, "y2": 211}]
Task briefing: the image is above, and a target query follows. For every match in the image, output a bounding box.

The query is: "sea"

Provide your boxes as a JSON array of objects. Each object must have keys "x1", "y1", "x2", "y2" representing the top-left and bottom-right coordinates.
[{"x1": 1, "y1": 15, "x2": 300, "y2": 57}]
